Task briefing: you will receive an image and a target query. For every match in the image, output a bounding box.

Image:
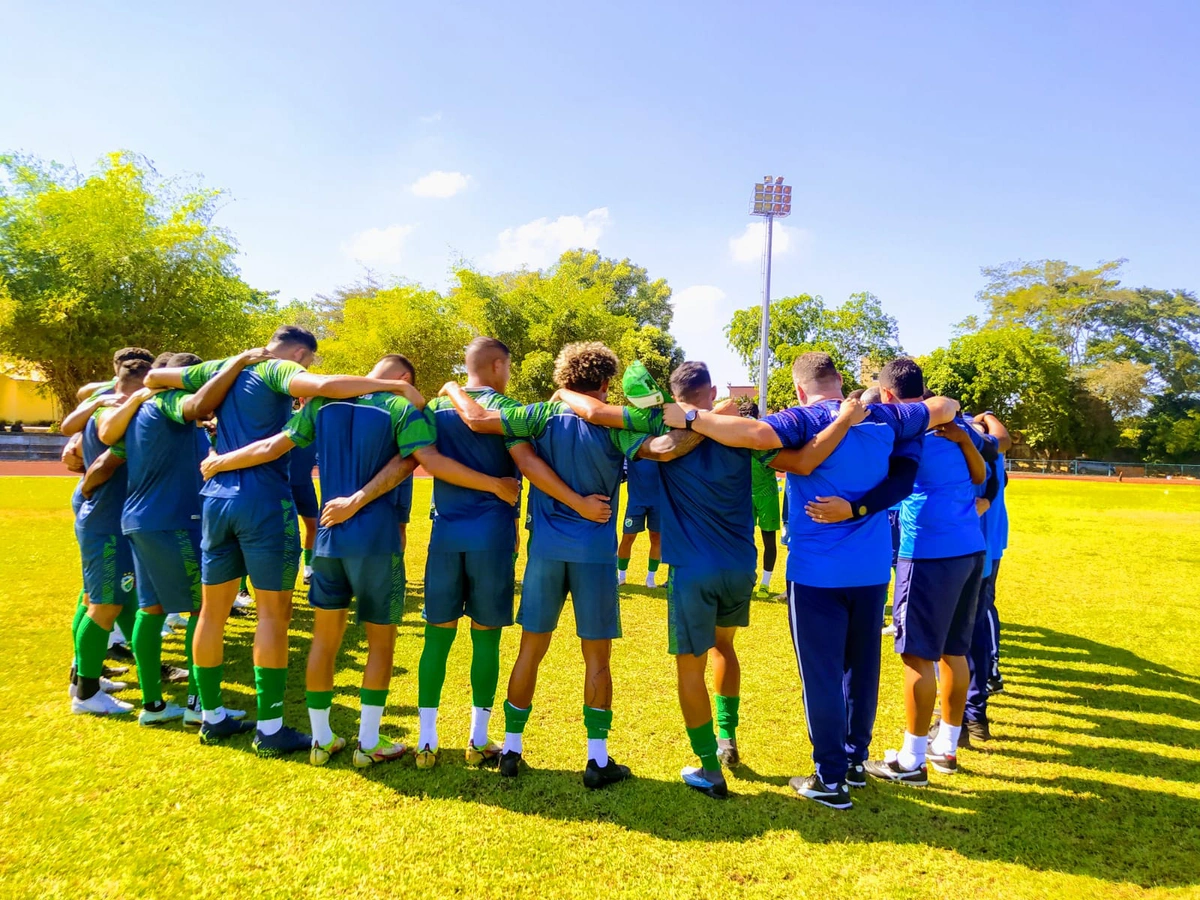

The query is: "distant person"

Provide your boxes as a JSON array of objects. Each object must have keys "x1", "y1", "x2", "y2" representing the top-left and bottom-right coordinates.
[
  {"x1": 10, "y1": 421, "x2": 23, "y2": 433},
  {"x1": 618, "y1": 454, "x2": 663, "y2": 588},
  {"x1": 741, "y1": 401, "x2": 783, "y2": 599}
]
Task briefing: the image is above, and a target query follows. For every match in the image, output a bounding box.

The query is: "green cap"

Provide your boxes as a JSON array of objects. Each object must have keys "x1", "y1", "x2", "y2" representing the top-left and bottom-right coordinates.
[{"x1": 622, "y1": 360, "x2": 665, "y2": 409}]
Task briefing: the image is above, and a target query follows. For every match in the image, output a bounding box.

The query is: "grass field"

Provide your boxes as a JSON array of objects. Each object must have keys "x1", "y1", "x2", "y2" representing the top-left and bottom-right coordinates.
[{"x1": 2, "y1": 476, "x2": 1199, "y2": 899}]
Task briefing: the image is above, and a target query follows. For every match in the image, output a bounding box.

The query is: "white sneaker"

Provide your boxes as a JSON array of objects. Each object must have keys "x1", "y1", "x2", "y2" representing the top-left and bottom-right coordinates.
[
  {"x1": 881, "y1": 624, "x2": 897, "y2": 637},
  {"x1": 303, "y1": 565, "x2": 313, "y2": 582},
  {"x1": 646, "y1": 573, "x2": 658, "y2": 588},
  {"x1": 100, "y1": 676, "x2": 128, "y2": 693},
  {"x1": 183, "y1": 706, "x2": 247, "y2": 727},
  {"x1": 139, "y1": 702, "x2": 186, "y2": 726},
  {"x1": 232, "y1": 591, "x2": 253, "y2": 609},
  {"x1": 617, "y1": 570, "x2": 627, "y2": 585},
  {"x1": 165, "y1": 613, "x2": 188, "y2": 630},
  {"x1": 72, "y1": 692, "x2": 135, "y2": 716}
]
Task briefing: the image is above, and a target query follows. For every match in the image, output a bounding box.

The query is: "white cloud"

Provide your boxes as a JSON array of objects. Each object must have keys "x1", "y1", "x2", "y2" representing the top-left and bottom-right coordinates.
[
  {"x1": 342, "y1": 224, "x2": 415, "y2": 266},
  {"x1": 485, "y1": 207, "x2": 610, "y2": 271},
  {"x1": 410, "y1": 170, "x2": 470, "y2": 198},
  {"x1": 729, "y1": 221, "x2": 794, "y2": 263},
  {"x1": 670, "y1": 285, "x2": 746, "y2": 387},
  {"x1": 419, "y1": 111, "x2": 443, "y2": 123}
]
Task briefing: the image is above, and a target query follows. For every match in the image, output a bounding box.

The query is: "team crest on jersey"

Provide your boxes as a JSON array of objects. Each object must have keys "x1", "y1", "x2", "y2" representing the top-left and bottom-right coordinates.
[
  {"x1": 121, "y1": 573, "x2": 136, "y2": 593},
  {"x1": 624, "y1": 517, "x2": 634, "y2": 528}
]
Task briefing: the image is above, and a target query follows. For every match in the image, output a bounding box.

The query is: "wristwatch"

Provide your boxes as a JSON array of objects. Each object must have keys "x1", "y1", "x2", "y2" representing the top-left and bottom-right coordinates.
[
  {"x1": 684, "y1": 409, "x2": 698, "y2": 430},
  {"x1": 851, "y1": 502, "x2": 869, "y2": 520}
]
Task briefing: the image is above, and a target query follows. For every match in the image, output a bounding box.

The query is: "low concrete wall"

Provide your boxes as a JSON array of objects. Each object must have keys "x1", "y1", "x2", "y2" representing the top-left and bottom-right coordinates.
[{"x1": 0, "y1": 432, "x2": 69, "y2": 461}]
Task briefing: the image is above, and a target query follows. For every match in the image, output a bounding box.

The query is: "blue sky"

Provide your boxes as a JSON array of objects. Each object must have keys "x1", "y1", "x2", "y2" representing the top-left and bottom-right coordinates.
[{"x1": 4, "y1": 1, "x2": 1198, "y2": 386}]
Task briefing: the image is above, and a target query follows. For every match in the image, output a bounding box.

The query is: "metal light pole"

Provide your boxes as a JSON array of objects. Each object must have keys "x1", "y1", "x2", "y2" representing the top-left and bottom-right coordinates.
[{"x1": 749, "y1": 176, "x2": 791, "y2": 412}]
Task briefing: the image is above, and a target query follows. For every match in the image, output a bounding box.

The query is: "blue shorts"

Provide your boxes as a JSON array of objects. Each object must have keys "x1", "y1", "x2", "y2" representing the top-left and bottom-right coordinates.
[
  {"x1": 623, "y1": 505, "x2": 660, "y2": 535},
  {"x1": 128, "y1": 528, "x2": 202, "y2": 614},
  {"x1": 893, "y1": 553, "x2": 985, "y2": 660},
  {"x1": 424, "y1": 549, "x2": 515, "y2": 628},
  {"x1": 310, "y1": 554, "x2": 405, "y2": 626},
  {"x1": 667, "y1": 567, "x2": 754, "y2": 656},
  {"x1": 395, "y1": 478, "x2": 414, "y2": 525},
  {"x1": 75, "y1": 524, "x2": 136, "y2": 607},
  {"x1": 291, "y1": 478, "x2": 319, "y2": 520},
  {"x1": 518, "y1": 557, "x2": 620, "y2": 640},
  {"x1": 201, "y1": 495, "x2": 300, "y2": 591}
]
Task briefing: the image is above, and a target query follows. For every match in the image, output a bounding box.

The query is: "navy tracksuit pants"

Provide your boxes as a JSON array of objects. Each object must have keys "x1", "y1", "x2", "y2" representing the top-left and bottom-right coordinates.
[
  {"x1": 965, "y1": 559, "x2": 1001, "y2": 722},
  {"x1": 786, "y1": 581, "x2": 888, "y2": 787}
]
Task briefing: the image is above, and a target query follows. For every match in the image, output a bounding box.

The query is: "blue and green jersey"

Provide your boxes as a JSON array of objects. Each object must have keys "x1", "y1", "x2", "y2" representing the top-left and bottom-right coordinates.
[
  {"x1": 77, "y1": 408, "x2": 128, "y2": 534},
  {"x1": 119, "y1": 390, "x2": 208, "y2": 534}
]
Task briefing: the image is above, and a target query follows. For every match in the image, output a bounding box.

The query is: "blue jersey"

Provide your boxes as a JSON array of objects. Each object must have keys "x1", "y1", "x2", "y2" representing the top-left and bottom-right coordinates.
[
  {"x1": 285, "y1": 393, "x2": 435, "y2": 557},
  {"x1": 181, "y1": 358, "x2": 305, "y2": 503},
  {"x1": 899, "y1": 416, "x2": 995, "y2": 560},
  {"x1": 764, "y1": 400, "x2": 929, "y2": 588},
  {"x1": 985, "y1": 452, "x2": 1008, "y2": 562},
  {"x1": 625, "y1": 457, "x2": 660, "y2": 511},
  {"x1": 288, "y1": 438, "x2": 318, "y2": 488},
  {"x1": 500, "y1": 401, "x2": 653, "y2": 564},
  {"x1": 425, "y1": 388, "x2": 523, "y2": 553},
  {"x1": 120, "y1": 391, "x2": 207, "y2": 533},
  {"x1": 77, "y1": 411, "x2": 128, "y2": 534}
]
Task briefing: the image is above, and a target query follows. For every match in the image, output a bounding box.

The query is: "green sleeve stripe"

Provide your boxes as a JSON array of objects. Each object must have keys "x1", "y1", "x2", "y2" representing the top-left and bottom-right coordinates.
[
  {"x1": 282, "y1": 400, "x2": 321, "y2": 448},
  {"x1": 181, "y1": 359, "x2": 225, "y2": 393},
  {"x1": 153, "y1": 390, "x2": 189, "y2": 425},
  {"x1": 110, "y1": 440, "x2": 126, "y2": 460},
  {"x1": 256, "y1": 359, "x2": 305, "y2": 395},
  {"x1": 610, "y1": 428, "x2": 650, "y2": 460}
]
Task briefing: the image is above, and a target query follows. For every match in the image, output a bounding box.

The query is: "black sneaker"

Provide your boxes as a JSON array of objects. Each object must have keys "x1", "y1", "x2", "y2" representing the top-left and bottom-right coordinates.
[
  {"x1": 966, "y1": 716, "x2": 992, "y2": 743},
  {"x1": 929, "y1": 716, "x2": 972, "y2": 750},
  {"x1": 108, "y1": 643, "x2": 134, "y2": 661},
  {"x1": 789, "y1": 774, "x2": 852, "y2": 810},
  {"x1": 845, "y1": 763, "x2": 867, "y2": 788},
  {"x1": 161, "y1": 664, "x2": 189, "y2": 684},
  {"x1": 927, "y1": 750, "x2": 958, "y2": 775},
  {"x1": 498, "y1": 750, "x2": 523, "y2": 778},
  {"x1": 253, "y1": 725, "x2": 312, "y2": 758},
  {"x1": 199, "y1": 714, "x2": 256, "y2": 745},
  {"x1": 716, "y1": 738, "x2": 740, "y2": 768},
  {"x1": 987, "y1": 674, "x2": 1005, "y2": 694},
  {"x1": 583, "y1": 757, "x2": 632, "y2": 789},
  {"x1": 864, "y1": 753, "x2": 928, "y2": 787}
]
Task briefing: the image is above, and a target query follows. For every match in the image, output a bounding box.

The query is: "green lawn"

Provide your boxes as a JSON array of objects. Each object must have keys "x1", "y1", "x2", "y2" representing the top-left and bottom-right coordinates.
[{"x1": 2, "y1": 476, "x2": 1198, "y2": 899}]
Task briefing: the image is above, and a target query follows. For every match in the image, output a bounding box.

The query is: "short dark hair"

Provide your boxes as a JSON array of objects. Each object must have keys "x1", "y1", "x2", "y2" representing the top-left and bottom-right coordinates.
[
  {"x1": 669, "y1": 361, "x2": 712, "y2": 404},
  {"x1": 378, "y1": 353, "x2": 415, "y2": 381},
  {"x1": 151, "y1": 352, "x2": 175, "y2": 369},
  {"x1": 168, "y1": 352, "x2": 202, "y2": 367},
  {"x1": 738, "y1": 398, "x2": 759, "y2": 419},
  {"x1": 116, "y1": 358, "x2": 151, "y2": 385},
  {"x1": 553, "y1": 342, "x2": 619, "y2": 392},
  {"x1": 465, "y1": 336, "x2": 510, "y2": 373},
  {"x1": 791, "y1": 352, "x2": 840, "y2": 390},
  {"x1": 269, "y1": 325, "x2": 318, "y2": 353},
  {"x1": 848, "y1": 388, "x2": 865, "y2": 400},
  {"x1": 878, "y1": 358, "x2": 924, "y2": 401},
  {"x1": 113, "y1": 347, "x2": 154, "y2": 368}
]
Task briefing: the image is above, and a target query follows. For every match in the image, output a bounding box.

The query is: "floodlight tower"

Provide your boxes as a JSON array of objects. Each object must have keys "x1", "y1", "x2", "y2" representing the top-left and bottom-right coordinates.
[{"x1": 749, "y1": 176, "x2": 792, "y2": 412}]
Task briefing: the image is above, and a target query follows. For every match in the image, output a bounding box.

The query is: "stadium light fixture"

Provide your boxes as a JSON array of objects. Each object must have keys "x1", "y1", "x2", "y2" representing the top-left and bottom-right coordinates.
[{"x1": 748, "y1": 176, "x2": 792, "y2": 411}]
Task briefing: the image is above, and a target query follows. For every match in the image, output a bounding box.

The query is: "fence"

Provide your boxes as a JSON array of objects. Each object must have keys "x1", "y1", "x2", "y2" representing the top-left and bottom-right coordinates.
[{"x1": 1005, "y1": 458, "x2": 1200, "y2": 479}]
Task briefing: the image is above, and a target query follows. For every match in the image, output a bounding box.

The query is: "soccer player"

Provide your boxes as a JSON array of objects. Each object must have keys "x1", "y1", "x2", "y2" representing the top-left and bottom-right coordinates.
[
  {"x1": 742, "y1": 402, "x2": 782, "y2": 599},
  {"x1": 865, "y1": 358, "x2": 997, "y2": 784},
  {"x1": 96, "y1": 349, "x2": 267, "y2": 725},
  {"x1": 442, "y1": 341, "x2": 700, "y2": 788},
  {"x1": 70, "y1": 356, "x2": 152, "y2": 715},
  {"x1": 289, "y1": 401, "x2": 320, "y2": 584},
  {"x1": 145, "y1": 326, "x2": 427, "y2": 755},
  {"x1": 200, "y1": 353, "x2": 520, "y2": 766},
  {"x1": 663, "y1": 353, "x2": 959, "y2": 808},
  {"x1": 618, "y1": 457, "x2": 663, "y2": 587}
]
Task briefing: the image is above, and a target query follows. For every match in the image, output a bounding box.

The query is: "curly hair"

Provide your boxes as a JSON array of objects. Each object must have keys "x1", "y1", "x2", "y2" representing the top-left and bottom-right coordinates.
[{"x1": 553, "y1": 342, "x2": 619, "y2": 392}]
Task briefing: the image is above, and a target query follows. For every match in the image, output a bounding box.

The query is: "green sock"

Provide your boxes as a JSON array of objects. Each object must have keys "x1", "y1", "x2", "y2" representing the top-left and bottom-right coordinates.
[
  {"x1": 305, "y1": 689, "x2": 334, "y2": 710},
  {"x1": 582, "y1": 704, "x2": 613, "y2": 740},
  {"x1": 70, "y1": 593, "x2": 87, "y2": 670},
  {"x1": 75, "y1": 616, "x2": 111, "y2": 680},
  {"x1": 132, "y1": 611, "x2": 166, "y2": 705},
  {"x1": 617, "y1": 557, "x2": 630, "y2": 572},
  {"x1": 116, "y1": 596, "x2": 137, "y2": 648},
  {"x1": 196, "y1": 664, "x2": 224, "y2": 711},
  {"x1": 417, "y1": 624, "x2": 457, "y2": 708},
  {"x1": 687, "y1": 719, "x2": 720, "y2": 771},
  {"x1": 715, "y1": 694, "x2": 740, "y2": 741},
  {"x1": 648, "y1": 559, "x2": 661, "y2": 572},
  {"x1": 469, "y1": 627, "x2": 502, "y2": 709},
  {"x1": 239, "y1": 576, "x2": 249, "y2": 594},
  {"x1": 504, "y1": 699, "x2": 531, "y2": 733},
  {"x1": 303, "y1": 548, "x2": 314, "y2": 566},
  {"x1": 185, "y1": 613, "x2": 199, "y2": 703},
  {"x1": 361, "y1": 687, "x2": 388, "y2": 707},
  {"x1": 254, "y1": 666, "x2": 288, "y2": 722}
]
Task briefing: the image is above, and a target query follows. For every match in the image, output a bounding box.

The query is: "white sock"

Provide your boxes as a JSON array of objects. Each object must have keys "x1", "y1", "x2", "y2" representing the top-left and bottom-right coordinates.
[
  {"x1": 303, "y1": 565, "x2": 313, "y2": 578},
  {"x1": 258, "y1": 717, "x2": 282, "y2": 736},
  {"x1": 897, "y1": 731, "x2": 928, "y2": 770},
  {"x1": 418, "y1": 707, "x2": 439, "y2": 751},
  {"x1": 931, "y1": 722, "x2": 962, "y2": 756},
  {"x1": 201, "y1": 706, "x2": 226, "y2": 725},
  {"x1": 503, "y1": 731, "x2": 523, "y2": 754},
  {"x1": 588, "y1": 738, "x2": 608, "y2": 767},
  {"x1": 359, "y1": 704, "x2": 384, "y2": 750},
  {"x1": 470, "y1": 706, "x2": 492, "y2": 748},
  {"x1": 617, "y1": 569, "x2": 627, "y2": 585},
  {"x1": 760, "y1": 569, "x2": 772, "y2": 587},
  {"x1": 308, "y1": 707, "x2": 333, "y2": 746}
]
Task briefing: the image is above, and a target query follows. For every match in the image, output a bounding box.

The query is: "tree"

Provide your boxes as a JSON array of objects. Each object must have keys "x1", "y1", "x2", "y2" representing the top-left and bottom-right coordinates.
[
  {"x1": 1086, "y1": 288, "x2": 1200, "y2": 396},
  {"x1": 1137, "y1": 395, "x2": 1200, "y2": 463},
  {"x1": 554, "y1": 249, "x2": 674, "y2": 330},
  {"x1": 1081, "y1": 360, "x2": 1153, "y2": 421},
  {"x1": 0, "y1": 152, "x2": 273, "y2": 414}
]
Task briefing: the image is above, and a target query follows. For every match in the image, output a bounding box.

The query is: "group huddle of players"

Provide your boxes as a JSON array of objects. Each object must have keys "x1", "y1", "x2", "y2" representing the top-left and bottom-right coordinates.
[{"x1": 62, "y1": 326, "x2": 1010, "y2": 809}]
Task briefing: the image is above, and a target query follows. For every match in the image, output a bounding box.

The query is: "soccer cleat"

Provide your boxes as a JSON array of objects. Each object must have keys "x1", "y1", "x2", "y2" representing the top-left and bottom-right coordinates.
[
  {"x1": 353, "y1": 736, "x2": 408, "y2": 768},
  {"x1": 498, "y1": 750, "x2": 523, "y2": 778},
  {"x1": 681, "y1": 766, "x2": 728, "y2": 799},
  {"x1": 864, "y1": 751, "x2": 928, "y2": 787},
  {"x1": 310, "y1": 734, "x2": 347, "y2": 766},
  {"x1": 716, "y1": 738, "x2": 740, "y2": 769},
  {"x1": 100, "y1": 676, "x2": 129, "y2": 693},
  {"x1": 184, "y1": 706, "x2": 246, "y2": 727},
  {"x1": 103, "y1": 664, "x2": 129, "y2": 678},
  {"x1": 233, "y1": 591, "x2": 253, "y2": 608},
  {"x1": 72, "y1": 691, "x2": 135, "y2": 716},
  {"x1": 753, "y1": 585, "x2": 779, "y2": 601},
  {"x1": 414, "y1": 744, "x2": 441, "y2": 770},
  {"x1": 583, "y1": 757, "x2": 632, "y2": 789},
  {"x1": 164, "y1": 613, "x2": 188, "y2": 631},
  {"x1": 845, "y1": 763, "x2": 867, "y2": 789},
  {"x1": 987, "y1": 674, "x2": 1005, "y2": 694},
  {"x1": 199, "y1": 715, "x2": 256, "y2": 744},
  {"x1": 108, "y1": 643, "x2": 134, "y2": 661},
  {"x1": 789, "y1": 774, "x2": 852, "y2": 809},
  {"x1": 465, "y1": 740, "x2": 502, "y2": 767},
  {"x1": 927, "y1": 749, "x2": 958, "y2": 775},
  {"x1": 161, "y1": 664, "x2": 189, "y2": 684},
  {"x1": 253, "y1": 725, "x2": 312, "y2": 758},
  {"x1": 139, "y1": 702, "x2": 186, "y2": 726}
]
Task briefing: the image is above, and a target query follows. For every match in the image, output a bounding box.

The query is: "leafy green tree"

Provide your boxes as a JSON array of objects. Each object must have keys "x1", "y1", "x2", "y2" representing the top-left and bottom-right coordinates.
[
  {"x1": 1081, "y1": 360, "x2": 1153, "y2": 421},
  {"x1": 1087, "y1": 288, "x2": 1200, "y2": 396},
  {"x1": 0, "y1": 152, "x2": 272, "y2": 414},
  {"x1": 554, "y1": 249, "x2": 674, "y2": 330},
  {"x1": 1137, "y1": 395, "x2": 1200, "y2": 463}
]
